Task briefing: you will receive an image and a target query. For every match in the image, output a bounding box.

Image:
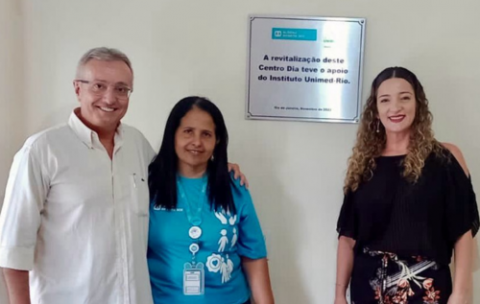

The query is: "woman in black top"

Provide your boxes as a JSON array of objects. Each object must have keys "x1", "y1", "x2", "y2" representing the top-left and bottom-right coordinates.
[{"x1": 335, "y1": 67, "x2": 479, "y2": 304}]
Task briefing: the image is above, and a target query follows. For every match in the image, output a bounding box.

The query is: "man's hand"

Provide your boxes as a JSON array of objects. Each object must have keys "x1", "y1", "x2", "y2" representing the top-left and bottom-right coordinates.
[{"x1": 228, "y1": 163, "x2": 249, "y2": 188}]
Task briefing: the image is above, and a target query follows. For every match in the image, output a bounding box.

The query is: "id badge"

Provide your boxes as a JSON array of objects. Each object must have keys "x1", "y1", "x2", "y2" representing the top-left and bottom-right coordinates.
[{"x1": 183, "y1": 262, "x2": 205, "y2": 295}]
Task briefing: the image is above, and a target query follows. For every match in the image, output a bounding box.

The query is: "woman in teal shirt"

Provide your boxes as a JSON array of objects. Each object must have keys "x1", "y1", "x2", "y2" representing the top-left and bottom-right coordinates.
[{"x1": 147, "y1": 96, "x2": 274, "y2": 304}]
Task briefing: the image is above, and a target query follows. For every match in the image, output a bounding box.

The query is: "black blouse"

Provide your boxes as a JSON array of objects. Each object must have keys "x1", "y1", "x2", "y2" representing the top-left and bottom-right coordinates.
[{"x1": 337, "y1": 149, "x2": 480, "y2": 265}]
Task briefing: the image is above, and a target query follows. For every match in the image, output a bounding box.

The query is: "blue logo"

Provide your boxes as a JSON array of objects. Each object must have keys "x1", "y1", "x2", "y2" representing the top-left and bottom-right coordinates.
[{"x1": 271, "y1": 28, "x2": 317, "y2": 41}]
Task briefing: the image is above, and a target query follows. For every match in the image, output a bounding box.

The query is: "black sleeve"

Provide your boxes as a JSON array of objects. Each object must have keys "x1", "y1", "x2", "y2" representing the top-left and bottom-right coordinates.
[
  {"x1": 336, "y1": 191, "x2": 357, "y2": 239},
  {"x1": 444, "y1": 155, "x2": 480, "y2": 243}
]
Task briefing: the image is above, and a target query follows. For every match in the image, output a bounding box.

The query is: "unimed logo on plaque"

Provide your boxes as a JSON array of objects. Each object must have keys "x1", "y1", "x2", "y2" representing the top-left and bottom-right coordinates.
[{"x1": 246, "y1": 15, "x2": 366, "y2": 123}]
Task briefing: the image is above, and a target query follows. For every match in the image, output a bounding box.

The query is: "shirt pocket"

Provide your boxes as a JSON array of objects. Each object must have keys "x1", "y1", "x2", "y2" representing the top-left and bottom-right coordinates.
[{"x1": 130, "y1": 173, "x2": 149, "y2": 216}]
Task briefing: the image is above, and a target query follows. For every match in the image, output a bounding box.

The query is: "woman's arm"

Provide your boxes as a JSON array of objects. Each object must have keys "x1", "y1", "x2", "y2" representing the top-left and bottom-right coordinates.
[
  {"x1": 442, "y1": 143, "x2": 474, "y2": 303},
  {"x1": 335, "y1": 236, "x2": 355, "y2": 304},
  {"x1": 241, "y1": 257, "x2": 274, "y2": 304},
  {"x1": 449, "y1": 230, "x2": 473, "y2": 303}
]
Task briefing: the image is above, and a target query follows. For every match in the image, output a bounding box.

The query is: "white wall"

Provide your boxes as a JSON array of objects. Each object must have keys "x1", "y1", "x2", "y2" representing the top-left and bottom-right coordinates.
[
  {"x1": 2, "y1": 0, "x2": 479, "y2": 302},
  {"x1": 0, "y1": 0, "x2": 24, "y2": 302},
  {"x1": 0, "y1": 0, "x2": 24, "y2": 208}
]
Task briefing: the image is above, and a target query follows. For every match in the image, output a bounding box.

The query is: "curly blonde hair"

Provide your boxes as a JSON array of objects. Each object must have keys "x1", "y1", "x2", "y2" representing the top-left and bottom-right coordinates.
[{"x1": 344, "y1": 67, "x2": 444, "y2": 193}]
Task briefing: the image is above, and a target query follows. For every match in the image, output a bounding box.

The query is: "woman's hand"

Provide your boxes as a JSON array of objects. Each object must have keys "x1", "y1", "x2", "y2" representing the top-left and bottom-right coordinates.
[
  {"x1": 334, "y1": 296, "x2": 348, "y2": 304},
  {"x1": 447, "y1": 292, "x2": 470, "y2": 304}
]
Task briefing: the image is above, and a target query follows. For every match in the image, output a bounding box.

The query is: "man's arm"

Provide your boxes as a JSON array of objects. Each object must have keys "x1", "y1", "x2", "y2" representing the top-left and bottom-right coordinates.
[
  {"x1": 0, "y1": 142, "x2": 48, "y2": 303},
  {"x1": 2, "y1": 269, "x2": 30, "y2": 304}
]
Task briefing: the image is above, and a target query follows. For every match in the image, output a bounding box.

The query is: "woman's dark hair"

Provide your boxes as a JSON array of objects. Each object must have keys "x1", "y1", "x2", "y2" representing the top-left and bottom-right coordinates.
[{"x1": 148, "y1": 96, "x2": 237, "y2": 214}]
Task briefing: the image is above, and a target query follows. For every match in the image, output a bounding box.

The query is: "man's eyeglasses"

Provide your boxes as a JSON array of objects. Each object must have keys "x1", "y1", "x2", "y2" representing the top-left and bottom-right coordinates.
[{"x1": 75, "y1": 80, "x2": 133, "y2": 99}]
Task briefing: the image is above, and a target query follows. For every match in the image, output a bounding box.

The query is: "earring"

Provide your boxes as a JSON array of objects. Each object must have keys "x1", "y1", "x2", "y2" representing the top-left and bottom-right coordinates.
[
  {"x1": 211, "y1": 155, "x2": 214, "y2": 161},
  {"x1": 376, "y1": 120, "x2": 380, "y2": 133}
]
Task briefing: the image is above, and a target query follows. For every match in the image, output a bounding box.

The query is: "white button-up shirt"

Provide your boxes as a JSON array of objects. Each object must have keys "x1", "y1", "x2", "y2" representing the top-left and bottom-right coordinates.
[{"x1": 0, "y1": 110, "x2": 156, "y2": 304}]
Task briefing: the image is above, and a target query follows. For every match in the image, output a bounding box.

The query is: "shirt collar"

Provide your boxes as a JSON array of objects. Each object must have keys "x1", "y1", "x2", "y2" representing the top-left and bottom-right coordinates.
[{"x1": 68, "y1": 108, "x2": 124, "y2": 149}]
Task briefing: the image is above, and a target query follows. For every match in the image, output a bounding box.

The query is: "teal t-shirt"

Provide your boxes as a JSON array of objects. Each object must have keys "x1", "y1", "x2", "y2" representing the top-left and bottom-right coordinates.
[{"x1": 147, "y1": 175, "x2": 267, "y2": 304}]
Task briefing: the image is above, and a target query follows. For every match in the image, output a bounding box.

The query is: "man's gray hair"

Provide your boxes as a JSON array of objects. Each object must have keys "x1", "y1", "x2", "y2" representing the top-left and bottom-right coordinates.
[{"x1": 76, "y1": 47, "x2": 133, "y2": 77}]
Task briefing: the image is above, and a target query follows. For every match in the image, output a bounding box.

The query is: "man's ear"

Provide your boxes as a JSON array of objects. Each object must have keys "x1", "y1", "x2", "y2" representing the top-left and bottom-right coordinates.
[{"x1": 73, "y1": 81, "x2": 80, "y2": 95}]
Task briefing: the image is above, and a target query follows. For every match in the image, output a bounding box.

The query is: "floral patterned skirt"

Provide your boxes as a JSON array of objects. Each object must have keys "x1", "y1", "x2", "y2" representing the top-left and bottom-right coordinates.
[{"x1": 350, "y1": 248, "x2": 452, "y2": 304}]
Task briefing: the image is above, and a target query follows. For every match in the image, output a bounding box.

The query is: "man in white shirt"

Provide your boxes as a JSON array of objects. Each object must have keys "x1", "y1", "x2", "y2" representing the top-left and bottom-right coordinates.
[
  {"x1": 0, "y1": 47, "x2": 245, "y2": 304},
  {"x1": 0, "y1": 47, "x2": 155, "y2": 304}
]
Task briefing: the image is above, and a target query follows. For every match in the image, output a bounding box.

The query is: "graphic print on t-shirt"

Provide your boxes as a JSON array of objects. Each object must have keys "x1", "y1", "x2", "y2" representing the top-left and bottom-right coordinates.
[{"x1": 206, "y1": 209, "x2": 238, "y2": 283}]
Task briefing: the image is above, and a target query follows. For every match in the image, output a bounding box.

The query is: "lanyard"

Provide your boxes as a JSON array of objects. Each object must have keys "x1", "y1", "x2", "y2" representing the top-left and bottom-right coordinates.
[{"x1": 176, "y1": 175, "x2": 208, "y2": 227}]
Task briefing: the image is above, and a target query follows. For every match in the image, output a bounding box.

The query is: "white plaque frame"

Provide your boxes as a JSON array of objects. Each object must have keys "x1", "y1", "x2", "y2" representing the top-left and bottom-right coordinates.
[{"x1": 246, "y1": 15, "x2": 366, "y2": 123}]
